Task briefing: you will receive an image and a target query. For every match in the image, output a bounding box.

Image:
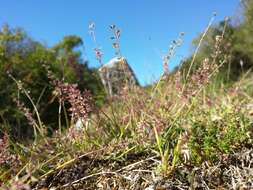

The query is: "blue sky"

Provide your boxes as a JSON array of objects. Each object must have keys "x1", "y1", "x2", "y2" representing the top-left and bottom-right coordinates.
[{"x1": 0, "y1": 0, "x2": 240, "y2": 85}]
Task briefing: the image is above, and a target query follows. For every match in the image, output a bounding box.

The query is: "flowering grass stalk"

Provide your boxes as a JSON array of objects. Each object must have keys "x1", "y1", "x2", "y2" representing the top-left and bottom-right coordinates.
[
  {"x1": 8, "y1": 73, "x2": 46, "y2": 140},
  {"x1": 109, "y1": 24, "x2": 122, "y2": 57},
  {"x1": 89, "y1": 22, "x2": 103, "y2": 66}
]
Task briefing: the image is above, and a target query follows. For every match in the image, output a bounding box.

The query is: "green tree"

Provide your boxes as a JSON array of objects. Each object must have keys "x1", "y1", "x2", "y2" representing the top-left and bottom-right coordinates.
[{"x1": 0, "y1": 25, "x2": 105, "y2": 139}]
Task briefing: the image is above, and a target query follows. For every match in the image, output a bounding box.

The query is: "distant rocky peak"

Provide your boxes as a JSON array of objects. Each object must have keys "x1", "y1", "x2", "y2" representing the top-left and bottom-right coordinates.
[{"x1": 98, "y1": 57, "x2": 139, "y2": 96}]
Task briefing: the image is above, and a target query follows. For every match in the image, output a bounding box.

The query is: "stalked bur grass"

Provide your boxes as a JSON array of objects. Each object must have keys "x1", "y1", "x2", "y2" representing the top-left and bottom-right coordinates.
[
  {"x1": 109, "y1": 24, "x2": 122, "y2": 57},
  {"x1": 89, "y1": 22, "x2": 103, "y2": 66},
  {"x1": 152, "y1": 13, "x2": 230, "y2": 175},
  {"x1": 151, "y1": 32, "x2": 184, "y2": 99},
  {"x1": 184, "y1": 13, "x2": 217, "y2": 82},
  {"x1": 149, "y1": 32, "x2": 184, "y2": 174},
  {"x1": 170, "y1": 16, "x2": 228, "y2": 129},
  {"x1": 8, "y1": 72, "x2": 47, "y2": 142}
]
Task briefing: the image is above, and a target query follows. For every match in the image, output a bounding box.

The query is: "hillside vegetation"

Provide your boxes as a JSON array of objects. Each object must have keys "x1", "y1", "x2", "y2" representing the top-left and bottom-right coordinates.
[{"x1": 1, "y1": 0, "x2": 253, "y2": 189}]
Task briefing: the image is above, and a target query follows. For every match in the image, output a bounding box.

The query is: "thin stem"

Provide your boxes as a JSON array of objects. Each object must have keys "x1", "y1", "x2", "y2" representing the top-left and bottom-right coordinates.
[
  {"x1": 185, "y1": 14, "x2": 216, "y2": 82},
  {"x1": 8, "y1": 74, "x2": 46, "y2": 138}
]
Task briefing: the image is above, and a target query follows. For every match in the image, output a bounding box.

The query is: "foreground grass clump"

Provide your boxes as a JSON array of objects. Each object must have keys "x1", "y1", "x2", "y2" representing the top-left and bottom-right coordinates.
[{"x1": 0, "y1": 64, "x2": 252, "y2": 189}]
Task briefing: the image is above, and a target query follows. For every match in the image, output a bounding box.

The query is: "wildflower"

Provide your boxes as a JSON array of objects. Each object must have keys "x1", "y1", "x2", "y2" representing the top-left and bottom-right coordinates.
[
  {"x1": 94, "y1": 47, "x2": 103, "y2": 61},
  {"x1": 109, "y1": 24, "x2": 122, "y2": 56},
  {"x1": 45, "y1": 65, "x2": 93, "y2": 124},
  {"x1": 162, "y1": 32, "x2": 184, "y2": 74},
  {"x1": 88, "y1": 22, "x2": 103, "y2": 65},
  {"x1": 13, "y1": 98, "x2": 37, "y2": 127},
  {"x1": 191, "y1": 58, "x2": 214, "y2": 88},
  {"x1": 59, "y1": 82, "x2": 93, "y2": 123}
]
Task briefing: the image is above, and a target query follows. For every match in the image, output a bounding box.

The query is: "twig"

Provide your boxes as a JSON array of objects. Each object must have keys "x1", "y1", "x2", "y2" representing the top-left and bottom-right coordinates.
[
  {"x1": 132, "y1": 169, "x2": 153, "y2": 173},
  {"x1": 39, "y1": 147, "x2": 106, "y2": 179},
  {"x1": 59, "y1": 171, "x2": 117, "y2": 189},
  {"x1": 116, "y1": 156, "x2": 157, "y2": 172}
]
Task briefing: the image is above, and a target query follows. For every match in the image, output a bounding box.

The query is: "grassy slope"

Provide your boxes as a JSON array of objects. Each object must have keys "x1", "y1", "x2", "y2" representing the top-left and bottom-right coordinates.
[{"x1": 1, "y1": 65, "x2": 253, "y2": 189}]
